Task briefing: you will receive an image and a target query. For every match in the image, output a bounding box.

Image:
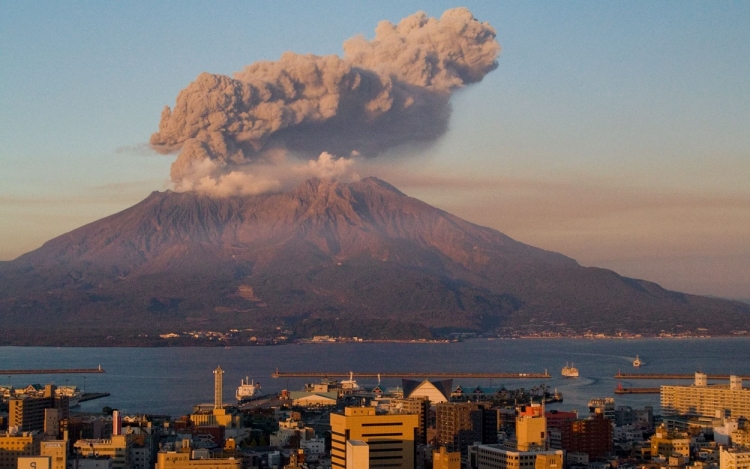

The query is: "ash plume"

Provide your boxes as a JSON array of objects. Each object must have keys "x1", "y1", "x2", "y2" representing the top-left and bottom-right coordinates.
[{"x1": 150, "y1": 7, "x2": 500, "y2": 196}]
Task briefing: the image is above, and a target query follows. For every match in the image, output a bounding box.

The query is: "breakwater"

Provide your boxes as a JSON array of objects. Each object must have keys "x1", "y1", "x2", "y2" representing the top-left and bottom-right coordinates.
[{"x1": 272, "y1": 370, "x2": 551, "y2": 379}]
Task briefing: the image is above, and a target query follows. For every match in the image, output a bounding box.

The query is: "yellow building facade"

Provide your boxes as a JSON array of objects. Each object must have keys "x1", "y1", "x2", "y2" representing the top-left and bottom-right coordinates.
[
  {"x1": 661, "y1": 374, "x2": 750, "y2": 418},
  {"x1": 0, "y1": 432, "x2": 43, "y2": 469},
  {"x1": 433, "y1": 446, "x2": 461, "y2": 469},
  {"x1": 649, "y1": 425, "x2": 690, "y2": 459},
  {"x1": 330, "y1": 407, "x2": 418, "y2": 469},
  {"x1": 156, "y1": 452, "x2": 241, "y2": 469}
]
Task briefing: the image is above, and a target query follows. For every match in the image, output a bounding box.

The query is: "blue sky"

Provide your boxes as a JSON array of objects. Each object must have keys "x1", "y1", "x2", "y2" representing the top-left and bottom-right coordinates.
[{"x1": 1, "y1": 1, "x2": 749, "y2": 299}]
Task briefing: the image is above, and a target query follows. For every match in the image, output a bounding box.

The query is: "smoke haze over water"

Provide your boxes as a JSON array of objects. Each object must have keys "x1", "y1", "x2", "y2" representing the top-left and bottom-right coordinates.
[{"x1": 150, "y1": 7, "x2": 500, "y2": 196}]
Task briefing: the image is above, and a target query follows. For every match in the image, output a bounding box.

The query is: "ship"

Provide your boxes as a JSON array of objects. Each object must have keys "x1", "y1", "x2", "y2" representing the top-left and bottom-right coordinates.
[
  {"x1": 236, "y1": 377, "x2": 261, "y2": 402},
  {"x1": 561, "y1": 363, "x2": 579, "y2": 378},
  {"x1": 340, "y1": 371, "x2": 360, "y2": 392},
  {"x1": 55, "y1": 385, "x2": 82, "y2": 406},
  {"x1": 633, "y1": 355, "x2": 642, "y2": 367}
]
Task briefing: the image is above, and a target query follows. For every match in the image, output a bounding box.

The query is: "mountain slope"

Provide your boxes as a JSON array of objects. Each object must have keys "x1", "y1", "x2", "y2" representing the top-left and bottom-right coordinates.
[{"x1": 1, "y1": 177, "x2": 748, "y2": 343}]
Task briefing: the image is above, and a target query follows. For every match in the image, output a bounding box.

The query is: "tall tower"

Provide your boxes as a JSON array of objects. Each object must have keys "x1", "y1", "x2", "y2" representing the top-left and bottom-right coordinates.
[{"x1": 214, "y1": 366, "x2": 224, "y2": 409}]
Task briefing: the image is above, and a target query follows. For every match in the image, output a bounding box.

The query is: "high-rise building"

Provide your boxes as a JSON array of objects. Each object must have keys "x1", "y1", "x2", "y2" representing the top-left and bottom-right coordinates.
[
  {"x1": 661, "y1": 373, "x2": 750, "y2": 418},
  {"x1": 467, "y1": 407, "x2": 563, "y2": 469},
  {"x1": 436, "y1": 402, "x2": 497, "y2": 455},
  {"x1": 516, "y1": 405, "x2": 547, "y2": 451},
  {"x1": 390, "y1": 398, "x2": 430, "y2": 444},
  {"x1": 565, "y1": 414, "x2": 613, "y2": 459},
  {"x1": 330, "y1": 407, "x2": 418, "y2": 469},
  {"x1": 9, "y1": 385, "x2": 70, "y2": 432}
]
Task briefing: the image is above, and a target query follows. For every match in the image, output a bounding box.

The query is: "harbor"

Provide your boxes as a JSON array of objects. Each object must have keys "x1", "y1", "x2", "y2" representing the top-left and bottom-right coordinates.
[
  {"x1": 614, "y1": 372, "x2": 750, "y2": 380},
  {"x1": 271, "y1": 370, "x2": 551, "y2": 379},
  {"x1": 0, "y1": 366, "x2": 105, "y2": 374}
]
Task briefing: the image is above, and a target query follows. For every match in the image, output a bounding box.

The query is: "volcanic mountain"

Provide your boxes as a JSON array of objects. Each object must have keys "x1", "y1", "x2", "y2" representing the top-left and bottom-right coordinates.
[{"x1": 1, "y1": 177, "x2": 748, "y2": 344}]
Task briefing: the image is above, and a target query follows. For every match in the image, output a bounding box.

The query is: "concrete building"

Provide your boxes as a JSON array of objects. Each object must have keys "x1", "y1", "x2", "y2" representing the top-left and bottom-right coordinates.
[
  {"x1": 9, "y1": 385, "x2": 69, "y2": 432},
  {"x1": 155, "y1": 451, "x2": 241, "y2": 469},
  {"x1": 41, "y1": 440, "x2": 68, "y2": 469},
  {"x1": 436, "y1": 402, "x2": 497, "y2": 455},
  {"x1": 74, "y1": 435, "x2": 130, "y2": 469},
  {"x1": 402, "y1": 379, "x2": 452, "y2": 404},
  {"x1": 433, "y1": 446, "x2": 461, "y2": 469},
  {"x1": 389, "y1": 398, "x2": 430, "y2": 445},
  {"x1": 720, "y1": 447, "x2": 750, "y2": 469},
  {"x1": 330, "y1": 407, "x2": 419, "y2": 469},
  {"x1": 516, "y1": 405, "x2": 547, "y2": 451},
  {"x1": 345, "y1": 440, "x2": 369, "y2": 469},
  {"x1": 662, "y1": 373, "x2": 750, "y2": 418},
  {"x1": 0, "y1": 431, "x2": 43, "y2": 469},
  {"x1": 69, "y1": 456, "x2": 114, "y2": 469},
  {"x1": 565, "y1": 414, "x2": 613, "y2": 459},
  {"x1": 650, "y1": 425, "x2": 690, "y2": 459},
  {"x1": 467, "y1": 444, "x2": 564, "y2": 469}
]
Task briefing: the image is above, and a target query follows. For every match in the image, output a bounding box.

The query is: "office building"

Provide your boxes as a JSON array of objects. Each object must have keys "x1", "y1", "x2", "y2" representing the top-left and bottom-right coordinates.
[{"x1": 330, "y1": 407, "x2": 419, "y2": 469}]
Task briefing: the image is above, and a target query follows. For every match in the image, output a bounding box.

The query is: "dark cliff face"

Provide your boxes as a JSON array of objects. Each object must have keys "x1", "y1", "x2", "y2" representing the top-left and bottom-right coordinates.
[{"x1": 1, "y1": 177, "x2": 748, "y2": 340}]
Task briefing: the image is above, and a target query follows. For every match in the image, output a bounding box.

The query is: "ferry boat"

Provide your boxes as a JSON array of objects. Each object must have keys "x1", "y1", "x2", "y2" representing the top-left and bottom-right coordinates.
[
  {"x1": 633, "y1": 355, "x2": 642, "y2": 367},
  {"x1": 55, "y1": 385, "x2": 82, "y2": 407},
  {"x1": 561, "y1": 363, "x2": 579, "y2": 378},
  {"x1": 236, "y1": 377, "x2": 261, "y2": 402},
  {"x1": 340, "y1": 371, "x2": 360, "y2": 392}
]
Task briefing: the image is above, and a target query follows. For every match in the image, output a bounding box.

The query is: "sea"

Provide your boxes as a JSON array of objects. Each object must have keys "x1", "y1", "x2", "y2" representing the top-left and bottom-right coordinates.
[{"x1": 2, "y1": 338, "x2": 749, "y2": 417}]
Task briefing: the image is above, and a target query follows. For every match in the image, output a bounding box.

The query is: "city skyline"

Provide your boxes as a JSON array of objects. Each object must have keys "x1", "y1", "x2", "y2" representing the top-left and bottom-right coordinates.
[{"x1": 1, "y1": 1, "x2": 749, "y2": 299}]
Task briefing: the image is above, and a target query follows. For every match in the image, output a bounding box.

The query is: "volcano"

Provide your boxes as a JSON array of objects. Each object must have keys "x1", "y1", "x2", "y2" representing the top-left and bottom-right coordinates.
[{"x1": 1, "y1": 177, "x2": 748, "y2": 344}]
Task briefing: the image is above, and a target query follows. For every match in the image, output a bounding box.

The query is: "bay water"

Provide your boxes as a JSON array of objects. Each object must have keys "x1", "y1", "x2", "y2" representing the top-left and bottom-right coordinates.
[{"x1": 2, "y1": 338, "x2": 748, "y2": 417}]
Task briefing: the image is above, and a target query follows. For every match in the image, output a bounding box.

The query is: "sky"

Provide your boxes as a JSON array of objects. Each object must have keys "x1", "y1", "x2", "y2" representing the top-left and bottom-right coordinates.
[{"x1": 1, "y1": 1, "x2": 749, "y2": 300}]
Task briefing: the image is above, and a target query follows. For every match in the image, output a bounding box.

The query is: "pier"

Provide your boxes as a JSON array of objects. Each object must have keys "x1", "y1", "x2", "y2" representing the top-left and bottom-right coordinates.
[
  {"x1": 272, "y1": 370, "x2": 551, "y2": 379},
  {"x1": 0, "y1": 366, "x2": 105, "y2": 375},
  {"x1": 79, "y1": 392, "x2": 110, "y2": 403},
  {"x1": 614, "y1": 387, "x2": 660, "y2": 394},
  {"x1": 614, "y1": 372, "x2": 750, "y2": 380}
]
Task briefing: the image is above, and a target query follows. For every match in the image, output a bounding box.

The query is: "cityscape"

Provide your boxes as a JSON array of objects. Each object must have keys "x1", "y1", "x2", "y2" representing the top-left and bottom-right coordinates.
[
  {"x1": 2, "y1": 364, "x2": 750, "y2": 469},
  {"x1": 2, "y1": 2, "x2": 749, "y2": 469}
]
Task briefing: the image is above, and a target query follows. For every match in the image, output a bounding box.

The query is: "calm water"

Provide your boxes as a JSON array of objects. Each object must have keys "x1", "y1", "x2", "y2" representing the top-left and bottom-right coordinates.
[{"x1": 2, "y1": 338, "x2": 749, "y2": 417}]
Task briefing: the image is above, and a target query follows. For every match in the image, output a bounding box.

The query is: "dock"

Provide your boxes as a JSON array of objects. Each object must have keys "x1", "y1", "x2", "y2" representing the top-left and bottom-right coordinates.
[
  {"x1": 0, "y1": 366, "x2": 105, "y2": 375},
  {"x1": 79, "y1": 392, "x2": 110, "y2": 403},
  {"x1": 614, "y1": 372, "x2": 750, "y2": 380},
  {"x1": 614, "y1": 387, "x2": 660, "y2": 394},
  {"x1": 272, "y1": 370, "x2": 551, "y2": 379}
]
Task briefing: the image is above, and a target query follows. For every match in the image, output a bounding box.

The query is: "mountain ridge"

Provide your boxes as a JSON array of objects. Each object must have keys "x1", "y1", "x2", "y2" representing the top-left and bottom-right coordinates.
[{"x1": 1, "y1": 177, "x2": 748, "y2": 344}]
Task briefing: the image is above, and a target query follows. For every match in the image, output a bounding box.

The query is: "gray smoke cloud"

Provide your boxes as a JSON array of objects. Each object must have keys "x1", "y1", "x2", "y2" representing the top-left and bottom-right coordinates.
[{"x1": 150, "y1": 7, "x2": 500, "y2": 196}]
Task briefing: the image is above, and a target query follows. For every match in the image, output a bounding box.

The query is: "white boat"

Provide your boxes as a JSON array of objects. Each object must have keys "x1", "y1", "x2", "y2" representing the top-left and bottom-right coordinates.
[
  {"x1": 55, "y1": 385, "x2": 82, "y2": 407},
  {"x1": 340, "y1": 371, "x2": 360, "y2": 391},
  {"x1": 633, "y1": 355, "x2": 642, "y2": 367},
  {"x1": 236, "y1": 377, "x2": 261, "y2": 402},
  {"x1": 562, "y1": 363, "x2": 579, "y2": 378}
]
